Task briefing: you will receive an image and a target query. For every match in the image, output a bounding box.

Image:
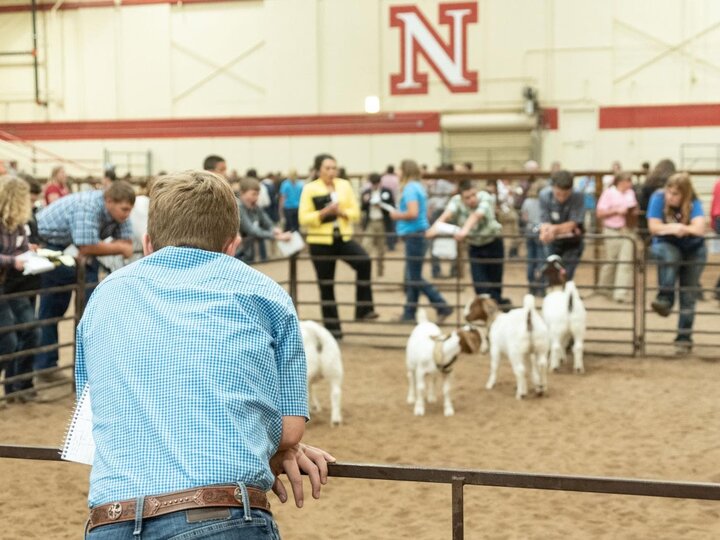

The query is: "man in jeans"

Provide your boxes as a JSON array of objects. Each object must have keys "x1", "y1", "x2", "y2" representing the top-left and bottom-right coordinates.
[
  {"x1": 539, "y1": 170, "x2": 585, "y2": 280},
  {"x1": 77, "y1": 171, "x2": 334, "y2": 538},
  {"x1": 34, "y1": 181, "x2": 135, "y2": 383}
]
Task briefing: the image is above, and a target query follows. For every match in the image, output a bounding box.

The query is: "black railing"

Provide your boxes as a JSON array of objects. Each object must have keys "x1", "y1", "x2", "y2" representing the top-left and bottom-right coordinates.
[{"x1": 1, "y1": 444, "x2": 719, "y2": 539}]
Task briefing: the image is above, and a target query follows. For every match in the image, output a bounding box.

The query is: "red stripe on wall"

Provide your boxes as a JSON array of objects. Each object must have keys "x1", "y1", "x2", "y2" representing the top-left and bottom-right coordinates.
[
  {"x1": 541, "y1": 108, "x2": 558, "y2": 130},
  {"x1": 0, "y1": 0, "x2": 224, "y2": 14},
  {"x1": 599, "y1": 103, "x2": 720, "y2": 129},
  {"x1": 0, "y1": 112, "x2": 441, "y2": 141}
]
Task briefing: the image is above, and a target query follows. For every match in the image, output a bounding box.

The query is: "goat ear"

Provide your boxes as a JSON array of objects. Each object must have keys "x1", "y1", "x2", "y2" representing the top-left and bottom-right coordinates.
[
  {"x1": 458, "y1": 330, "x2": 481, "y2": 354},
  {"x1": 482, "y1": 298, "x2": 499, "y2": 320}
]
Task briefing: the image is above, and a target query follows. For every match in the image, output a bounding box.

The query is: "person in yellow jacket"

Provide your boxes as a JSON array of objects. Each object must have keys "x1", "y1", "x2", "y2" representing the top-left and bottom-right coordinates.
[{"x1": 299, "y1": 154, "x2": 378, "y2": 339}]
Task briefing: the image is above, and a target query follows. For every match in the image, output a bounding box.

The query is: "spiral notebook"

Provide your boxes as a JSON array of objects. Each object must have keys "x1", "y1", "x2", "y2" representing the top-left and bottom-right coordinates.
[{"x1": 60, "y1": 384, "x2": 96, "y2": 465}]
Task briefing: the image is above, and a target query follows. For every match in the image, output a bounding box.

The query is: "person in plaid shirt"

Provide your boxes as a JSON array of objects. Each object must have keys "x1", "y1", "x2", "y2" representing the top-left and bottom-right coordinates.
[{"x1": 34, "y1": 181, "x2": 135, "y2": 383}]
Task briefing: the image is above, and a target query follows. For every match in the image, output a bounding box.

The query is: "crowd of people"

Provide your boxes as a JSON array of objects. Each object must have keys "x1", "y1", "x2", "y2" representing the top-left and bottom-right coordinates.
[
  {"x1": 186, "y1": 154, "x2": 720, "y2": 352},
  {"x1": 1, "y1": 156, "x2": 720, "y2": 406}
]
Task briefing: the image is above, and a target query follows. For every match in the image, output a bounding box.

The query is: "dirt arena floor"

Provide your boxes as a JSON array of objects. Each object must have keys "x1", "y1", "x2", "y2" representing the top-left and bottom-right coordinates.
[{"x1": 1, "y1": 248, "x2": 719, "y2": 539}]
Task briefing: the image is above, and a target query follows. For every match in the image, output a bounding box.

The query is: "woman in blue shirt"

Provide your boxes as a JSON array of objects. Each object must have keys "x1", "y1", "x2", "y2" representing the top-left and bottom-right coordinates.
[
  {"x1": 279, "y1": 169, "x2": 305, "y2": 232},
  {"x1": 390, "y1": 160, "x2": 452, "y2": 323},
  {"x1": 647, "y1": 172, "x2": 707, "y2": 354}
]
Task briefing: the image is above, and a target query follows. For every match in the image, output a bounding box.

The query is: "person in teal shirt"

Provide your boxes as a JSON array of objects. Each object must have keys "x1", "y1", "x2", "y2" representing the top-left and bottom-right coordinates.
[{"x1": 391, "y1": 159, "x2": 452, "y2": 323}]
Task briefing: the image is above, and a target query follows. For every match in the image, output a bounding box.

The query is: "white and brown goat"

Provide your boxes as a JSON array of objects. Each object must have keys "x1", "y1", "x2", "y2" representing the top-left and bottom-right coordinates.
[
  {"x1": 465, "y1": 294, "x2": 550, "y2": 399},
  {"x1": 540, "y1": 255, "x2": 586, "y2": 374},
  {"x1": 405, "y1": 309, "x2": 482, "y2": 416}
]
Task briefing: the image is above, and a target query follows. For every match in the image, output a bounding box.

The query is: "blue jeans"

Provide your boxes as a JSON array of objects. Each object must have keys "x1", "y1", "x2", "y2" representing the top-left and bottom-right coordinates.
[
  {"x1": 86, "y1": 508, "x2": 280, "y2": 539},
  {"x1": 544, "y1": 241, "x2": 584, "y2": 281},
  {"x1": 0, "y1": 294, "x2": 40, "y2": 395},
  {"x1": 386, "y1": 222, "x2": 397, "y2": 251},
  {"x1": 468, "y1": 238, "x2": 504, "y2": 302},
  {"x1": 257, "y1": 239, "x2": 267, "y2": 261},
  {"x1": 526, "y1": 236, "x2": 545, "y2": 295},
  {"x1": 403, "y1": 235, "x2": 450, "y2": 320},
  {"x1": 283, "y1": 208, "x2": 299, "y2": 232},
  {"x1": 35, "y1": 252, "x2": 98, "y2": 371},
  {"x1": 650, "y1": 241, "x2": 707, "y2": 342}
]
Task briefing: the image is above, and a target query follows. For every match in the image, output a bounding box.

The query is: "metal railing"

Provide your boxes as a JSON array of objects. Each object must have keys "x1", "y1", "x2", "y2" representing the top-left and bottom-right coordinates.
[
  {"x1": 283, "y1": 230, "x2": 718, "y2": 359},
  {"x1": 1, "y1": 444, "x2": 719, "y2": 539},
  {"x1": 1, "y1": 233, "x2": 719, "y2": 537}
]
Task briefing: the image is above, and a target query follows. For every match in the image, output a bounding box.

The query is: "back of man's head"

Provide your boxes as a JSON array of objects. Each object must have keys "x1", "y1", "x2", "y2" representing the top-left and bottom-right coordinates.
[
  {"x1": 203, "y1": 155, "x2": 226, "y2": 172},
  {"x1": 105, "y1": 180, "x2": 136, "y2": 204},
  {"x1": 551, "y1": 170, "x2": 574, "y2": 191},
  {"x1": 104, "y1": 167, "x2": 117, "y2": 182},
  {"x1": 148, "y1": 170, "x2": 239, "y2": 253}
]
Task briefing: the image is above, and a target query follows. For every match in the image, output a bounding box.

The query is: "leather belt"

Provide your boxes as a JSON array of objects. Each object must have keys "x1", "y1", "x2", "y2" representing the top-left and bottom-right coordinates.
[{"x1": 88, "y1": 485, "x2": 270, "y2": 531}]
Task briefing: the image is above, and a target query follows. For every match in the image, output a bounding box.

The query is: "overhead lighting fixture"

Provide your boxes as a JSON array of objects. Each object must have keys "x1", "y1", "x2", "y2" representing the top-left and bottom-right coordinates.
[{"x1": 364, "y1": 96, "x2": 380, "y2": 114}]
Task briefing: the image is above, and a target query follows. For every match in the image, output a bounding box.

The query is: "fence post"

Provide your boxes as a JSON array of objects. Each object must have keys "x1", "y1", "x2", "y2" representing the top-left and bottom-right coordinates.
[
  {"x1": 631, "y1": 236, "x2": 639, "y2": 357},
  {"x1": 289, "y1": 254, "x2": 298, "y2": 308},
  {"x1": 637, "y1": 239, "x2": 647, "y2": 357},
  {"x1": 452, "y1": 476, "x2": 465, "y2": 540},
  {"x1": 74, "y1": 259, "x2": 86, "y2": 322},
  {"x1": 72, "y1": 260, "x2": 87, "y2": 387}
]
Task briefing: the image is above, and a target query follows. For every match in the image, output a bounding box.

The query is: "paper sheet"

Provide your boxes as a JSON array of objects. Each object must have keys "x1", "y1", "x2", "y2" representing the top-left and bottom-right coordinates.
[
  {"x1": 276, "y1": 231, "x2": 305, "y2": 257},
  {"x1": 60, "y1": 384, "x2": 95, "y2": 465}
]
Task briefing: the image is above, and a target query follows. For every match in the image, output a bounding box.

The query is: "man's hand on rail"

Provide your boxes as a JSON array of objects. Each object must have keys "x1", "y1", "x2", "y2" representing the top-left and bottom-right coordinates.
[{"x1": 270, "y1": 443, "x2": 336, "y2": 508}]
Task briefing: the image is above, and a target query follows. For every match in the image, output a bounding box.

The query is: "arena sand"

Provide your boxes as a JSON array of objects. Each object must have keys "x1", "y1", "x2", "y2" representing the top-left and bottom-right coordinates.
[{"x1": 2, "y1": 255, "x2": 720, "y2": 539}]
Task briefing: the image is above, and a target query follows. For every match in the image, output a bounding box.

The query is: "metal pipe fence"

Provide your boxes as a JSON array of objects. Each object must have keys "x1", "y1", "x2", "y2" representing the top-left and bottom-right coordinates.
[
  {"x1": 1, "y1": 444, "x2": 719, "y2": 540},
  {"x1": 0, "y1": 259, "x2": 94, "y2": 402},
  {"x1": 285, "y1": 231, "x2": 718, "y2": 359},
  {"x1": 1, "y1": 234, "x2": 718, "y2": 538}
]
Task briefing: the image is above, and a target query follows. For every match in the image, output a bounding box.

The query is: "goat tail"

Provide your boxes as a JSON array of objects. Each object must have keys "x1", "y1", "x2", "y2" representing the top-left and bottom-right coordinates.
[
  {"x1": 416, "y1": 308, "x2": 429, "y2": 324},
  {"x1": 303, "y1": 320, "x2": 342, "y2": 371},
  {"x1": 522, "y1": 294, "x2": 535, "y2": 333},
  {"x1": 564, "y1": 281, "x2": 580, "y2": 312}
]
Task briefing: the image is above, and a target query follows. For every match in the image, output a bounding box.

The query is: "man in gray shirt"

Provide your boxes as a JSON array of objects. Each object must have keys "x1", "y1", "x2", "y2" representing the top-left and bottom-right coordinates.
[{"x1": 539, "y1": 170, "x2": 585, "y2": 280}]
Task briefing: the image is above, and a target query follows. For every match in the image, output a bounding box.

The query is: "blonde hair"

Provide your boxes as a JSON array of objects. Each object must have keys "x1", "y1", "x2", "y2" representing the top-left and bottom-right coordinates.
[
  {"x1": 664, "y1": 172, "x2": 697, "y2": 225},
  {"x1": 0, "y1": 175, "x2": 31, "y2": 231},
  {"x1": 50, "y1": 166, "x2": 65, "y2": 182},
  {"x1": 399, "y1": 159, "x2": 421, "y2": 190},
  {"x1": 148, "y1": 170, "x2": 239, "y2": 253}
]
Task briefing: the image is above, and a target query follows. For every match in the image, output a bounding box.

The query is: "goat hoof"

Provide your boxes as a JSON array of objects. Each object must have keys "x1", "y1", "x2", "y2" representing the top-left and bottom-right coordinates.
[
  {"x1": 444, "y1": 408, "x2": 455, "y2": 417},
  {"x1": 575, "y1": 367, "x2": 585, "y2": 374},
  {"x1": 331, "y1": 420, "x2": 342, "y2": 427}
]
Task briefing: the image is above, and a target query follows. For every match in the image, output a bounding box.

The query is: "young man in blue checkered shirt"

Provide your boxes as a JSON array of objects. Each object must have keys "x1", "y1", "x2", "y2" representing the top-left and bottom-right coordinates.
[{"x1": 76, "y1": 170, "x2": 334, "y2": 538}]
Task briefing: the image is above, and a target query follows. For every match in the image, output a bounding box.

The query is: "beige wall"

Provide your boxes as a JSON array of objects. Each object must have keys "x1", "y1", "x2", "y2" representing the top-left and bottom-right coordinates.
[{"x1": 2, "y1": 0, "x2": 720, "y2": 175}]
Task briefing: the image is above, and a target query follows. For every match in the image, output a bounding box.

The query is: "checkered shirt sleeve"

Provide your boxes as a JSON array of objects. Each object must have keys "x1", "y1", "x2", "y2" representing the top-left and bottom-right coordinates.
[{"x1": 70, "y1": 194, "x2": 104, "y2": 246}]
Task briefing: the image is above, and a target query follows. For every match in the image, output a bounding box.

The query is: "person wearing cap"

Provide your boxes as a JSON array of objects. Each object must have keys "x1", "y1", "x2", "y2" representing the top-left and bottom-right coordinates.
[{"x1": 538, "y1": 170, "x2": 585, "y2": 280}]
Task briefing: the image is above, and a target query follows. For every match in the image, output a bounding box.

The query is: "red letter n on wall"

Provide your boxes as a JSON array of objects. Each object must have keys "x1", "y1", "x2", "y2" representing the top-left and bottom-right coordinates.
[{"x1": 390, "y1": 2, "x2": 478, "y2": 95}]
